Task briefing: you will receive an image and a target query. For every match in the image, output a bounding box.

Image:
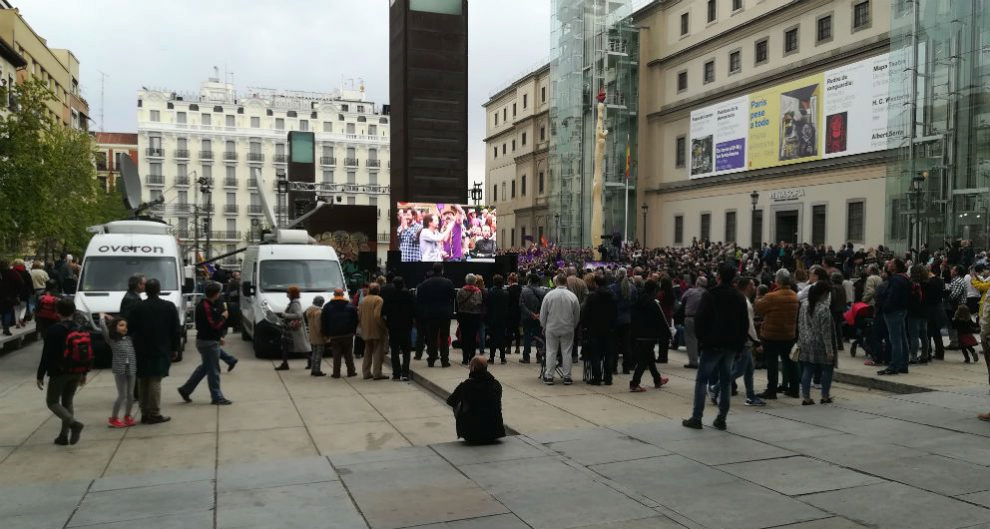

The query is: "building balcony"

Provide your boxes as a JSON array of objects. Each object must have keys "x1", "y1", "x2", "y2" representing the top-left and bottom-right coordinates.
[
  {"x1": 366, "y1": 159, "x2": 381, "y2": 168},
  {"x1": 172, "y1": 204, "x2": 193, "y2": 215},
  {"x1": 320, "y1": 156, "x2": 336, "y2": 166},
  {"x1": 199, "y1": 151, "x2": 214, "y2": 160},
  {"x1": 174, "y1": 149, "x2": 190, "y2": 159},
  {"x1": 224, "y1": 204, "x2": 238, "y2": 215},
  {"x1": 224, "y1": 178, "x2": 238, "y2": 188},
  {"x1": 146, "y1": 175, "x2": 164, "y2": 186},
  {"x1": 145, "y1": 147, "x2": 164, "y2": 158},
  {"x1": 198, "y1": 203, "x2": 214, "y2": 214},
  {"x1": 344, "y1": 157, "x2": 359, "y2": 167},
  {"x1": 247, "y1": 153, "x2": 264, "y2": 163},
  {"x1": 274, "y1": 154, "x2": 287, "y2": 164},
  {"x1": 175, "y1": 176, "x2": 190, "y2": 186},
  {"x1": 248, "y1": 205, "x2": 264, "y2": 215},
  {"x1": 223, "y1": 151, "x2": 238, "y2": 161},
  {"x1": 208, "y1": 231, "x2": 241, "y2": 241}
]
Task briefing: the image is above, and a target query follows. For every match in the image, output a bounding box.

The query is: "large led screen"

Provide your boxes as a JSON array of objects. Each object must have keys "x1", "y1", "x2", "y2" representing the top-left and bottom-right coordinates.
[{"x1": 395, "y1": 203, "x2": 497, "y2": 262}]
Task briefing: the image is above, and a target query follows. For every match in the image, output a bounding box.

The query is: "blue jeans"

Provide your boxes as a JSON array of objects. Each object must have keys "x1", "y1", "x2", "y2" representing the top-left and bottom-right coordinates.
[
  {"x1": 731, "y1": 345, "x2": 756, "y2": 399},
  {"x1": 801, "y1": 361, "x2": 834, "y2": 399},
  {"x1": 692, "y1": 348, "x2": 735, "y2": 420},
  {"x1": 522, "y1": 318, "x2": 541, "y2": 360},
  {"x1": 907, "y1": 316, "x2": 929, "y2": 360},
  {"x1": 219, "y1": 347, "x2": 237, "y2": 366},
  {"x1": 884, "y1": 310, "x2": 909, "y2": 372},
  {"x1": 182, "y1": 340, "x2": 224, "y2": 401}
]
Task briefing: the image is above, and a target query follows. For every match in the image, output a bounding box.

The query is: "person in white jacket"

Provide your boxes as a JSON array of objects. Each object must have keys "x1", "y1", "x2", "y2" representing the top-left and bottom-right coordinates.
[{"x1": 539, "y1": 274, "x2": 581, "y2": 385}]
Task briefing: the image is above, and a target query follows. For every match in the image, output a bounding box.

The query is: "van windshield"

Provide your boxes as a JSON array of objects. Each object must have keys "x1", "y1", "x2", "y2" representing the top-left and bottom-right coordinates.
[
  {"x1": 259, "y1": 260, "x2": 344, "y2": 292},
  {"x1": 79, "y1": 256, "x2": 179, "y2": 291}
]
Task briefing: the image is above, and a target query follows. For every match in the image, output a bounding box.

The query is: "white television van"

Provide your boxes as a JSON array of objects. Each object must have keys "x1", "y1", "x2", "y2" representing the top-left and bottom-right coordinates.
[
  {"x1": 74, "y1": 220, "x2": 193, "y2": 366},
  {"x1": 239, "y1": 229, "x2": 346, "y2": 358}
]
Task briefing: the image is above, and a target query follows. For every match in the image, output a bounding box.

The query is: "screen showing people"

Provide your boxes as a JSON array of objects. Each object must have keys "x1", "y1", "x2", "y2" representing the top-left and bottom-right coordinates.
[{"x1": 395, "y1": 203, "x2": 497, "y2": 262}]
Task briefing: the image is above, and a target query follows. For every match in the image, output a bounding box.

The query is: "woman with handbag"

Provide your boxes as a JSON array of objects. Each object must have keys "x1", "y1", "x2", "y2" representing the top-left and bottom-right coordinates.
[{"x1": 275, "y1": 285, "x2": 309, "y2": 371}]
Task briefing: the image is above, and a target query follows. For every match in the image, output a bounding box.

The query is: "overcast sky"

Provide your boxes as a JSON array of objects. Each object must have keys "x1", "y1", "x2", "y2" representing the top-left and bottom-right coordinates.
[{"x1": 16, "y1": 0, "x2": 551, "y2": 193}]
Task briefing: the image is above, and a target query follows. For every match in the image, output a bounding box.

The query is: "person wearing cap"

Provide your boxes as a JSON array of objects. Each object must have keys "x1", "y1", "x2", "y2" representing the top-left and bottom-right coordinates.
[
  {"x1": 305, "y1": 296, "x2": 327, "y2": 376},
  {"x1": 446, "y1": 356, "x2": 505, "y2": 444},
  {"x1": 321, "y1": 288, "x2": 358, "y2": 378}
]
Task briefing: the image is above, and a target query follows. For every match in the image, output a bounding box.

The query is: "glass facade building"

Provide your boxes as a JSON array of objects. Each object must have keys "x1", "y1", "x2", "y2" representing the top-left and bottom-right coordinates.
[
  {"x1": 886, "y1": 0, "x2": 990, "y2": 252},
  {"x1": 549, "y1": 0, "x2": 639, "y2": 247}
]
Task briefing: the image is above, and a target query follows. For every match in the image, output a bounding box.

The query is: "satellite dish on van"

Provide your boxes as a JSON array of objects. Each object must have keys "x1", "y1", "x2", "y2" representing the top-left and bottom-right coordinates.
[
  {"x1": 257, "y1": 177, "x2": 278, "y2": 228},
  {"x1": 119, "y1": 155, "x2": 142, "y2": 212}
]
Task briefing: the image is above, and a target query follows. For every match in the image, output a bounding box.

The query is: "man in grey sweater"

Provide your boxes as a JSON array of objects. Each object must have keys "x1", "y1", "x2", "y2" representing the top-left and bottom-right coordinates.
[{"x1": 539, "y1": 275, "x2": 581, "y2": 385}]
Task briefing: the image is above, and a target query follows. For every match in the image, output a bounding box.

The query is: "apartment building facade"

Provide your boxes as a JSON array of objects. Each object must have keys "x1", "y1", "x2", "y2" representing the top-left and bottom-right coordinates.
[
  {"x1": 137, "y1": 78, "x2": 391, "y2": 265},
  {"x1": 93, "y1": 132, "x2": 138, "y2": 193},
  {"x1": 483, "y1": 64, "x2": 552, "y2": 248},
  {"x1": 634, "y1": 0, "x2": 890, "y2": 249}
]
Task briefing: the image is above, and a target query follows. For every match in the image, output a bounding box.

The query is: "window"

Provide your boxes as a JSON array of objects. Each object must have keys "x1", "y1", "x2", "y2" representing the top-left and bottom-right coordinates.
[
  {"x1": 523, "y1": 94, "x2": 528, "y2": 108},
  {"x1": 502, "y1": 144, "x2": 506, "y2": 155},
  {"x1": 755, "y1": 38, "x2": 769, "y2": 64},
  {"x1": 817, "y1": 15, "x2": 832, "y2": 42},
  {"x1": 346, "y1": 123, "x2": 355, "y2": 134},
  {"x1": 677, "y1": 71, "x2": 688, "y2": 92},
  {"x1": 202, "y1": 139, "x2": 212, "y2": 151},
  {"x1": 225, "y1": 140, "x2": 235, "y2": 153},
  {"x1": 226, "y1": 166, "x2": 236, "y2": 180},
  {"x1": 250, "y1": 116, "x2": 260, "y2": 128},
  {"x1": 323, "y1": 121, "x2": 332, "y2": 132},
  {"x1": 540, "y1": 126, "x2": 546, "y2": 141},
  {"x1": 511, "y1": 139, "x2": 516, "y2": 151},
  {"x1": 287, "y1": 110, "x2": 297, "y2": 118},
  {"x1": 347, "y1": 171, "x2": 356, "y2": 184},
  {"x1": 674, "y1": 215, "x2": 684, "y2": 244},
  {"x1": 512, "y1": 103, "x2": 516, "y2": 117},
  {"x1": 847, "y1": 201, "x2": 865, "y2": 242},
  {"x1": 492, "y1": 185, "x2": 497, "y2": 201},
  {"x1": 784, "y1": 27, "x2": 799, "y2": 54},
  {"x1": 276, "y1": 144, "x2": 285, "y2": 155},
  {"x1": 541, "y1": 86, "x2": 546, "y2": 102},
  {"x1": 494, "y1": 113, "x2": 498, "y2": 126},
  {"x1": 149, "y1": 162, "x2": 162, "y2": 176},
  {"x1": 502, "y1": 182, "x2": 506, "y2": 200},
  {"x1": 680, "y1": 12, "x2": 689, "y2": 35},
  {"x1": 275, "y1": 118, "x2": 285, "y2": 130},
  {"x1": 521, "y1": 132, "x2": 527, "y2": 146},
  {"x1": 853, "y1": 1, "x2": 871, "y2": 29},
  {"x1": 503, "y1": 108, "x2": 507, "y2": 121},
  {"x1": 201, "y1": 165, "x2": 211, "y2": 178},
  {"x1": 299, "y1": 119, "x2": 309, "y2": 131},
  {"x1": 521, "y1": 174, "x2": 527, "y2": 197},
  {"x1": 700, "y1": 213, "x2": 711, "y2": 241},
  {"x1": 178, "y1": 190, "x2": 188, "y2": 205},
  {"x1": 226, "y1": 192, "x2": 236, "y2": 206},
  {"x1": 225, "y1": 115, "x2": 235, "y2": 127},
  {"x1": 177, "y1": 164, "x2": 187, "y2": 177},
  {"x1": 368, "y1": 124, "x2": 377, "y2": 136},
  {"x1": 201, "y1": 113, "x2": 211, "y2": 126},
  {"x1": 511, "y1": 228, "x2": 515, "y2": 247},
  {"x1": 703, "y1": 60, "x2": 715, "y2": 84},
  {"x1": 675, "y1": 136, "x2": 686, "y2": 168},
  {"x1": 729, "y1": 50, "x2": 741, "y2": 74},
  {"x1": 538, "y1": 171, "x2": 545, "y2": 194},
  {"x1": 812, "y1": 205, "x2": 827, "y2": 245},
  {"x1": 177, "y1": 111, "x2": 186, "y2": 124},
  {"x1": 149, "y1": 110, "x2": 160, "y2": 122},
  {"x1": 732, "y1": 0, "x2": 742, "y2": 11},
  {"x1": 250, "y1": 141, "x2": 261, "y2": 154},
  {"x1": 511, "y1": 180, "x2": 516, "y2": 198},
  {"x1": 493, "y1": 147, "x2": 498, "y2": 159},
  {"x1": 707, "y1": 0, "x2": 716, "y2": 22},
  {"x1": 725, "y1": 211, "x2": 737, "y2": 243},
  {"x1": 323, "y1": 170, "x2": 333, "y2": 183}
]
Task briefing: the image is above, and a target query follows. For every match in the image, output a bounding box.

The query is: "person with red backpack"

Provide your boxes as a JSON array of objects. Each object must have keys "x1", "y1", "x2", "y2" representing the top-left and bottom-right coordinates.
[
  {"x1": 36, "y1": 297, "x2": 91, "y2": 445},
  {"x1": 34, "y1": 282, "x2": 61, "y2": 336}
]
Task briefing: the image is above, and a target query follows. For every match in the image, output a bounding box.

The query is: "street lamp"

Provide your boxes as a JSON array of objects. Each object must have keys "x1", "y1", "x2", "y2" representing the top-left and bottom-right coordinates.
[
  {"x1": 470, "y1": 181, "x2": 483, "y2": 206},
  {"x1": 641, "y1": 203, "x2": 648, "y2": 248},
  {"x1": 554, "y1": 213, "x2": 560, "y2": 246},
  {"x1": 276, "y1": 168, "x2": 288, "y2": 226},
  {"x1": 911, "y1": 171, "x2": 927, "y2": 256},
  {"x1": 750, "y1": 190, "x2": 760, "y2": 249},
  {"x1": 198, "y1": 176, "x2": 213, "y2": 260},
  {"x1": 250, "y1": 217, "x2": 259, "y2": 242}
]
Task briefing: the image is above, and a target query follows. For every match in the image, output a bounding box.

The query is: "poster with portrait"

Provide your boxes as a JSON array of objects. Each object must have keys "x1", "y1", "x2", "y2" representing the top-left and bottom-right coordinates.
[
  {"x1": 395, "y1": 202, "x2": 497, "y2": 262},
  {"x1": 688, "y1": 96, "x2": 748, "y2": 179}
]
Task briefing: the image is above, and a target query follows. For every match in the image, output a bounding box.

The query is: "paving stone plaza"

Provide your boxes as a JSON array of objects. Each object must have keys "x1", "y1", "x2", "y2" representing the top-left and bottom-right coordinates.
[{"x1": 3, "y1": 329, "x2": 990, "y2": 529}]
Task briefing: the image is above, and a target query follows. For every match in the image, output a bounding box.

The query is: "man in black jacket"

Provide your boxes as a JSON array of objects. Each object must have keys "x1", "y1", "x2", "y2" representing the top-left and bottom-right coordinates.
[
  {"x1": 683, "y1": 263, "x2": 748, "y2": 431},
  {"x1": 415, "y1": 263, "x2": 455, "y2": 368},
  {"x1": 321, "y1": 288, "x2": 358, "y2": 378},
  {"x1": 127, "y1": 278, "x2": 180, "y2": 424},
  {"x1": 177, "y1": 282, "x2": 231, "y2": 405},
  {"x1": 36, "y1": 298, "x2": 88, "y2": 445},
  {"x1": 485, "y1": 275, "x2": 510, "y2": 364},
  {"x1": 383, "y1": 276, "x2": 416, "y2": 380},
  {"x1": 119, "y1": 274, "x2": 145, "y2": 319},
  {"x1": 877, "y1": 258, "x2": 911, "y2": 375},
  {"x1": 581, "y1": 275, "x2": 618, "y2": 385}
]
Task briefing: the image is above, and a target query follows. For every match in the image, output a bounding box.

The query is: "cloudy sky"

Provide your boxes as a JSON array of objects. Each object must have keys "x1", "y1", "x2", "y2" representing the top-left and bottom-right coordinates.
[{"x1": 16, "y1": 0, "x2": 551, "y2": 191}]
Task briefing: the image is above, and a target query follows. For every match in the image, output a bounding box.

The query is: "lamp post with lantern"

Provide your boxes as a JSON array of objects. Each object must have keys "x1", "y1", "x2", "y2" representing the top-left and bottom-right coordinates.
[{"x1": 750, "y1": 190, "x2": 760, "y2": 249}]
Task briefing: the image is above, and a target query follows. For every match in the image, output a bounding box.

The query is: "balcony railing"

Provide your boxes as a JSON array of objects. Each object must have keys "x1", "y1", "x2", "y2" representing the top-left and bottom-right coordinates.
[
  {"x1": 224, "y1": 178, "x2": 238, "y2": 188},
  {"x1": 173, "y1": 203, "x2": 193, "y2": 215},
  {"x1": 208, "y1": 230, "x2": 241, "y2": 240},
  {"x1": 174, "y1": 149, "x2": 190, "y2": 159},
  {"x1": 248, "y1": 178, "x2": 258, "y2": 188},
  {"x1": 320, "y1": 156, "x2": 336, "y2": 166},
  {"x1": 366, "y1": 159, "x2": 381, "y2": 168},
  {"x1": 145, "y1": 147, "x2": 164, "y2": 157},
  {"x1": 224, "y1": 204, "x2": 238, "y2": 215},
  {"x1": 273, "y1": 154, "x2": 287, "y2": 164},
  {"x1": 223, "y1": 151, "x2": 237, "y2": 161},
  {"x1": 175, "y1": 176, "x2": 190, "y2": 186},
  {"x1": 247, "y1": 153, "x2": 264, "y2": 162},
  {"x1": 199, "y1": 151, "x2": 214, "y2": 160},
  {"x1": 248, "y1": 205, "x2": 264, "y2": 215},
  {"x1": 146, "y1": 175, "x2": 164, "y2": 185},
  {"x1": 344, "y1": 157, "x2": 359, "y2": 167}
]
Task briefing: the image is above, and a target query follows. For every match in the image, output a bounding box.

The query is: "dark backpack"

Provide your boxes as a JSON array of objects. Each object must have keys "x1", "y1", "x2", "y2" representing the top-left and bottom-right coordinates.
[
  {"x1": 907, "y1": 281, "x2": 925, "y2": 313},
  {"x1": 62, "y1": 325, "x2": 94, "y2": 374},
  {"x1": 36, "y1": 294, "x2": 59, "y2": 321}
]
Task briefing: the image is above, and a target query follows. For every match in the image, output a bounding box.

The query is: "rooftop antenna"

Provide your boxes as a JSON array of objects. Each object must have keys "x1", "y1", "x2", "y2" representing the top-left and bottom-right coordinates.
[{"x1": 98, "y1": 70, "x2": 108, "y2": 132}]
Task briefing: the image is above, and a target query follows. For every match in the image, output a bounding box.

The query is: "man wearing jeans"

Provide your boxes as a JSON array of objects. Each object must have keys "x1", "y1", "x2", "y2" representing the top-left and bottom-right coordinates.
[
  {"x1": 878, "y1": 259, "x2": 911, "y2": 376},
  {"x1": 755, "y1": 269, "x2": 799, "y2": 399},
  {"x1": 178, "y1": 282, "x2": 232, "y2": 405},
  {"x1": 683, "y1": 263, "x2": 748, "y2": 431},
  {"x1": 519, "y1": 274, "x2": 546, "y2": 364}
]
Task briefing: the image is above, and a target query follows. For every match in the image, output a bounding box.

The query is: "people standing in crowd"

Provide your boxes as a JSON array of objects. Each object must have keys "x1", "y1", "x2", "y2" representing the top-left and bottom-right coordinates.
[
  {"x1": 684, "y1": 263, "x2": 749, "y2": 431},
  {"x1": 12, "y1": 259, "x2": 33, "y2": 326},
  {"x1": 119, "y1": 274, "x2": 145, "y2": 319},
  {"x1": 484, "y1": 275, "x2": 509, "y2": 364},
  {"x1": 99, "y1": 314, "x2": 137, "y2": 428},
  {"x1": 906, "y1": 264, "x2": 930, "y2": 364},
  {"x1": 446, "y1": 356, "x2": 505, "y2": 444},
  {"x1": 946, "y1": 265, "x2": 968, "y2": 349},
  {"x1": 224, "y1": 270, "x2": 242, "y2": 333},
  {"x1": 611, "y1": 268, "x2": 637, "y2": 374},
  {"x1": 656, "y1": 276, "x2": 676, "y2": 363},
  {"x1": 506, "y1": 273, "x2": 522, "y2": 355},
  {"x1": 30, "y1": 260, "x2": 50, "y2": 300},
  {"x1": 964, "y1": 264, "x2": 985, "y2": 316},
  {"x1": 729, "y1": 276, "x2": 764, "y2": 407},
  {"x1": 829, "y1": 272, "x2": 847, "y2": 352},
  {"x1": 565, "y1": 268, "x2": 588, "y2": 363},
  {"x1": 798, "y1": 282, "x2": 837, "y2": 405},
  {"x1": 177, "y1": 281, "x2": 232, "y2": 405},
  {"x1": 539, "y1": 274, "x2": 581, "y2": 385},
  {"x1": 518, "y1": 273, "x2": 547, "y2": 364},
  {"x1": 924, "y1": 264, "x2": 947, "y2": 360},
  {"x1": 0, "y1": 260, "x2": 24, "y2": 334},
  {"x1": 629, "y1": 279, "x2": 669, "y2": 392},
  {"x1": 275, "y1": 286, "x2": 309, "y2": 371},
  {"x1": 416, "y1": 263, "x2": 455, "y2": 368},
  {"x1": 877, "y1": 259, "x2": 911, "y2": 376},
  {"x1": 127, "y1": 278, "x2": 179, "y2": 424},
  {"x1": 680, "y1": 276, "x2": 708, "y2": 368},
  {"x1": 476, "y1": 275, "x2": 488, "y2": 355},
  {"x1": 383, "y1": 277, "x2": 415, "y2": 380},
  {"x1": 581, "y1": 275, "x2": 618, "y2": 385},
  {"x1": 358, "y1": 283, "x2": 388, "y2": 379},
  {"x1": 36, "y1": 298, "x2": 89, "y2": 445},
  {"x1": 305, "y1": 296, "x2": 327, "y2": 377},
  {"x1": 321, "y1": 288, "x2": 358, "y2": 378},
  {"x1": 455, "y1": 274, "x2": 484, "y2": 364},
  {"x1": 756, "y1": 269, "x2": 800, "y2": 399}
]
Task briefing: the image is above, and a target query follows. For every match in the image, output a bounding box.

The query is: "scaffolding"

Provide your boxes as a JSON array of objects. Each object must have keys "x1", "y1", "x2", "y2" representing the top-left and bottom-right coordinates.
[{"x1": 549, "y1": 0, "x2": 638, "y2": 248}]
